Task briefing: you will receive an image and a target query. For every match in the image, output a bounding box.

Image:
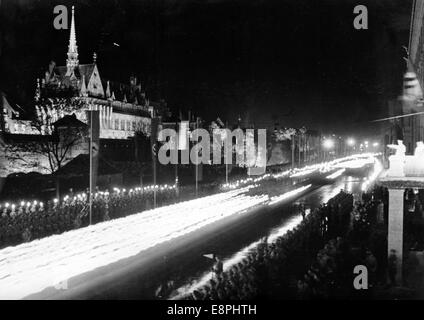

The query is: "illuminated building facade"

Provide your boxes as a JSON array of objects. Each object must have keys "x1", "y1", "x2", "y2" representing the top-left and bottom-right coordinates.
[{"x1": 0, "y1": 7, "x2": 167, "y2": 176}]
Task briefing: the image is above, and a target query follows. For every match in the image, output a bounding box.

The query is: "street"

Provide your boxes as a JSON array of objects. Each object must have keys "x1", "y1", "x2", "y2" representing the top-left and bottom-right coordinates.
[{"x1": 20, "y1": 165, "x2": 371, "y2": 300}]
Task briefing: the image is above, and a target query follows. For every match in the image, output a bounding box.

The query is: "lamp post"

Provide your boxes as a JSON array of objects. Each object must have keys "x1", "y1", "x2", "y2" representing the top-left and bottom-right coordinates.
[
  {"x1": 346, "y1": 138, "x2": 356, "y2": 155},
  {"x1": 89, "y1": 109, "x2": 93, "y2": 225},
  {"x1": 323, "y1": 138, "x2": 335, "y2": 161},
  {"x1": 291, "y1": 133, "x2": 296, "y2": 168}
]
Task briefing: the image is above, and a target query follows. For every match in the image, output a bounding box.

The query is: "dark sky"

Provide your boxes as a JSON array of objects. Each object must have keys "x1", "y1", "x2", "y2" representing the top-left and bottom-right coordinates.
[{"x1": 0, "y1": 0, "x2": 412, "y2": 136}]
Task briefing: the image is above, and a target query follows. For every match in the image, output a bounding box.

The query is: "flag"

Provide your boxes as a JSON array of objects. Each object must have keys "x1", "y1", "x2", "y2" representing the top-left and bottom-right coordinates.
[
  {"x1": 178, "y1": 121, "x2": 189, "y2": 150},
  {"x1": 195, "y1": 162, "x2": 203, "y2": 182},
  {"x1": 150, "y1": 117, "x2": 160, "y2": 156},
  {"x1": 87, "y1": 110, "x2": 100, "y2": 193},
  {"x1": 403, "y1": 71, "x2": 423, "y2": 102},
  {"x1": 216, "y1": 117, "x2": 224, "y2": 128}
]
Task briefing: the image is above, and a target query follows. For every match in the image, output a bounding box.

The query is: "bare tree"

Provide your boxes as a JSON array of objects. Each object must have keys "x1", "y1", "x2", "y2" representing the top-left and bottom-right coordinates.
[{"x1": 5, "y1": 98, "x2": 87, "y2": 173}]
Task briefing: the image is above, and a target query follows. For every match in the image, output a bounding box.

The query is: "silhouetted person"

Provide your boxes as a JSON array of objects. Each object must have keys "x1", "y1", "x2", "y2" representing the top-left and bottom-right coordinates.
[
  {"x1": 212, "y1": 255, "x2": 223, "y2": 276},
  {"x1": 388, "y1": 249, "x2": 397, "y2": 286}
]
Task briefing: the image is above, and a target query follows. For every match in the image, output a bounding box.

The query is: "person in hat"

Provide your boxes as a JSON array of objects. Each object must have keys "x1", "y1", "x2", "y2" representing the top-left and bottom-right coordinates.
[{"x1": 212, "y1": 255, "x2": 223, "y2": 276}]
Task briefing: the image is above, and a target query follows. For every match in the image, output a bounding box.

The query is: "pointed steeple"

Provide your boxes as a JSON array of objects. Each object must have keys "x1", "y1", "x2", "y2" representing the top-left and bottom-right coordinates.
[
  {"x1": 66, "y1": 6, "x2": 79, "y2": 77},
  {"x1": 80, "y1": 76, "x2": 87, "y2": 97},
  {"x1": 34, "y1": 78, "x2": 41, "y2": 102},
  {"x1": 105, "y1": 80, "x2": 111, "y2": 98}
]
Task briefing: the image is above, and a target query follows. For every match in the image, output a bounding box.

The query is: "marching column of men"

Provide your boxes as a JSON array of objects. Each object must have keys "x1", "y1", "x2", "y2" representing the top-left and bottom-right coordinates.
[{"x1": 0, "y1": 186, "x2": 178, "y2": 249}]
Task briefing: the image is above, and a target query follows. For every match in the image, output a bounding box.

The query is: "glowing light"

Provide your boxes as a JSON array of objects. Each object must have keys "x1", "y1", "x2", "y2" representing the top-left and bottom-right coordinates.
[
  {"x1": 171, "y1": 214, "x2": 305, "y2": 299},
  {"x1": 290, "y1": 167, "x2": 317, "y2": 178},
  {"x1": 269, "y1": 184, "x2": 312, "y2": 205},
  {"x1": 326, "y1": 169, "x2": 346, "y2": 180},
  {"x1": 221, "y1": 153, "x2": 378, "y2": 190},
  {"x1": 323, "y1": 138, "x2": 335, "y2": 149},
  {"x1": 361, "y1": 159, "x2": 383, "y2": 191},
  {"x1": 346, "y1": 138, "x2": 355, "y2": 146},
  {"x1": 0, "y1": 187, "x2": 271, "y2": 299},
  {"x1": 333, "y1": 157, "x2": 374, "y2": 169}
]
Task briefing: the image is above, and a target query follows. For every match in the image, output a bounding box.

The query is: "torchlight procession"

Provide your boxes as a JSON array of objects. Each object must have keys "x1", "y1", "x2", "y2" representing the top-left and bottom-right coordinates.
[
  {"x1": 0, "y1": 153, "x2": 377, "y2": 299},
  {"x1": 2, "y1": 1, "x2": 424, "y2": 316}
]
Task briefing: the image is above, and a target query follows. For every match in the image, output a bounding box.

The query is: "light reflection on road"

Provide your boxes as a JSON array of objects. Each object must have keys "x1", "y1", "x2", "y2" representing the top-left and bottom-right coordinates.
[{"x1": 170, "y1": 169, "x2": 373, "y2": 299}]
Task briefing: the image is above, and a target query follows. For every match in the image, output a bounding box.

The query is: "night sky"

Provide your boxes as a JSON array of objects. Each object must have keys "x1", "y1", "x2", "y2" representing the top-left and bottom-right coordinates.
[{"x1": 0, "y1": 0, "x2": 412, "y2": 136}]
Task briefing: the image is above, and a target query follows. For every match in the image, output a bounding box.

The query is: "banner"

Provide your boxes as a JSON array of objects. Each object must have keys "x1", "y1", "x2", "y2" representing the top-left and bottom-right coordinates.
[
  {"x1": 178, "y1": 121, "x2": 189, "y2": 150},
  {"x1": 87, "y1": 110, "x2": 100, "y2": 192},
  {"x1": 151, "y1": 117, "x2": 160, "y2": 156}
]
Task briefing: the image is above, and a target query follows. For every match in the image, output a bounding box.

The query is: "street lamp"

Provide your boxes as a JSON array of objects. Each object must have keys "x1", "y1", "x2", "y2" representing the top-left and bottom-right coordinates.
[
  {"x1": 323, "y1": 138, "x2": 335, "y2": 150},
  {"x1": 347, "y1": 138, "x2": 355, "y2": 146},
  {"x1": 322, "y1": 138, "x2": 334, "y2": 161},
  {"x1": 345, "y1": 138, "x2": 356, "y2": 155},
  {"x1": 372, "y1": 142, "x2": 379, "y2": 147}
]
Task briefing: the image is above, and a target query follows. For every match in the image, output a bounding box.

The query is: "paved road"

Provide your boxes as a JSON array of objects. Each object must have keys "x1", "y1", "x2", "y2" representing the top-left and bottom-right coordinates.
[{"x1": 24, "y1": 168, "x2": 369, "y2": 300}]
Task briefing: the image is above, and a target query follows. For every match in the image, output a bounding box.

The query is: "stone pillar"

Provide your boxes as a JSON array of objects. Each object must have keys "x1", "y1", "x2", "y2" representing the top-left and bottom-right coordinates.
[{"x1": 387, "y1": 188, "x2": 404, "y2": 284}]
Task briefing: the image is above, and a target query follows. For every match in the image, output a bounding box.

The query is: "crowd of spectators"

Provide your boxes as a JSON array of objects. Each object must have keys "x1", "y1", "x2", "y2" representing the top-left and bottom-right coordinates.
[
  {"x1": 187, "y1": 191, "x2": 354, "y2": 300},
  {"x1": 405, "y1": 189, "x2": 424, "y2": 251},
  {"x1": 297, "y1": 188, "x2": 396, "y2": 299},
  {"x1": 185, "y1": 186, "x2": 396, "y2": 300},
  {"x1": 296, "y1": 236, "x2": 379, "y2": 299},
  {"x1": 185, "y1": 186, "x2": 405, "y2": 300}
]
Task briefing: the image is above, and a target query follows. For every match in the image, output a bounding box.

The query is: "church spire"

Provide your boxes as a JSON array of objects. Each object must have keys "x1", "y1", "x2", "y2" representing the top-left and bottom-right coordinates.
[
  {"x1": 80, "y1": 76, "x2": 87, "y2": 97},
  {"x1": 66, "y1": 6, "x2": 79, "y2": 77},
  {"x1": 34, "y1": 78, "x2": 41, "y2": 102},
  {"x1": 105, "y1": 81, "x2": 111, "y2": 99}
]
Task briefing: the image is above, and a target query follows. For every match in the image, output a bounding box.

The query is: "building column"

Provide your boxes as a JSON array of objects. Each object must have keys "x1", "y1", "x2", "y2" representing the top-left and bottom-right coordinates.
[{"x1": 388, "y1": 188, "x2": 404, "y2": 284}]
